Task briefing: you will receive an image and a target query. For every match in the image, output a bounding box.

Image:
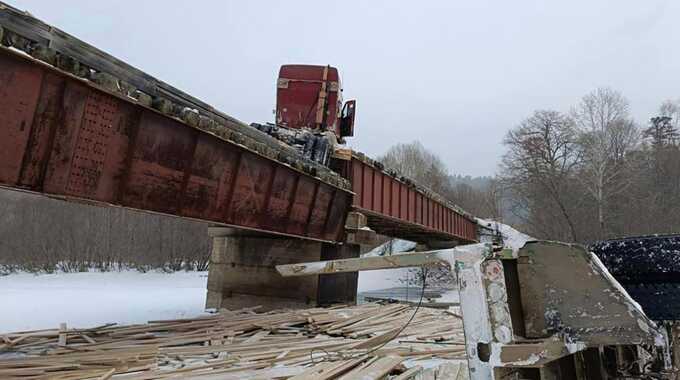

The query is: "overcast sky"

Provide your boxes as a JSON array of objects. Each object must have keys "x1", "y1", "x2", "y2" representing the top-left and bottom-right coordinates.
[{"x1": 9, "y1": 1, "x2": 680, "y2": 176}]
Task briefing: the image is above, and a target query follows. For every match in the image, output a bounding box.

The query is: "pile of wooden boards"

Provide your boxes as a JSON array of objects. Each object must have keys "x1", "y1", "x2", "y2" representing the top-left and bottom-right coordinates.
[{"x1": 0, "y1": 302, "x2": 468, "y2": 379}]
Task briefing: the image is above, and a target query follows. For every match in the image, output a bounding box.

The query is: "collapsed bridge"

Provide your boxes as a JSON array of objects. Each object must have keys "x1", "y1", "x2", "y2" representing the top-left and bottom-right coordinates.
[
  {"x1": 0, "y1": 2, "x2": 477, "y2": 309},
  {"x1": 3, "y1": 3, "x2": 680, "y2": 379}
]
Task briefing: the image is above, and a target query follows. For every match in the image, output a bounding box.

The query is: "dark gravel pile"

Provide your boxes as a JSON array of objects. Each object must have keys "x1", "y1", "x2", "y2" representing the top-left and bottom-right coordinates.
[{"x1": 590, "y1": 235, "x2": 680, "y2": 320}]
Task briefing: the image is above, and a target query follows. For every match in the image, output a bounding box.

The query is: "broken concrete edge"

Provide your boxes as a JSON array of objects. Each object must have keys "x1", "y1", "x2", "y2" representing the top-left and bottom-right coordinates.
[
  {"x1": 489, "y1": 337, "x2": 587, "y2": 368},
  {"x1": 588, "y1": 248, "x2": 666, "y2": 348},
  {"x1": 519, "y1": 240, "x2": 665, "y2": 348},
  {"x1": 500, "y1": 236, "x2": 663, "y2": 347},
  {"x1": 475, "y1": 218, "x2": 535, "y2": 257}
]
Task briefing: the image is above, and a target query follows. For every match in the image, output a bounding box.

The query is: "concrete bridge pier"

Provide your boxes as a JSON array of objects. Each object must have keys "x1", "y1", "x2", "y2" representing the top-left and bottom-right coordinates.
[{"x1": 205, "y1": 227, "x2": 360, "y2": 311}]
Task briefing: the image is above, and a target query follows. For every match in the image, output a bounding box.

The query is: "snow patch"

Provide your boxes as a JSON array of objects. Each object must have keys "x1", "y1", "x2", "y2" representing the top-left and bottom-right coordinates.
[
  {"x1": 438, "y1": 289, "x2": 460, "y2": 303},
  {"x1": 362, "y1": 239, "x2": 417, "y2": 257},
  {"x1": 358, "y1": 239, "x2": 418, "y2": 292},
  {"x1": 0, "y1": 271, "x2": 208, "y2": 333},
  {"x1": 357, "y1": 268, "x2": 412, "y2": 292},
  {"x1": 476, "y1": 218, "x2": 533, "y2": 254}
]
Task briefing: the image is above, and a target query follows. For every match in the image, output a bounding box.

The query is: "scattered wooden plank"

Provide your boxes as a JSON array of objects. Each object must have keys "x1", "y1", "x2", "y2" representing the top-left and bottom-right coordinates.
[
  {"x1": 333, "y1": 147, "x2": 353, "y2": 161},
  {"x1": 437, "y1": 362, "x2": 462, "y2": 379},
  {"x1": 0, "y1": 302, "x2": 466, "y2": 379},
  {"x1": 99, "y1": 368, "x2": 116, "y2": 380},
  {"x1": 58, "y1": 322, "x2": 67, "y2": 346},
  {"x1": 341, "y1": 355, "x2": 404, "y2": 380},
  {"x1": 418, "y1": 367, "x2": 437, "y2": 380},
  {"x1": 393, "y1": 365, "x2": 423, "y2": 380},
  {"x1": 354, "y1": 327, "x2": 401, "y2": 349}
]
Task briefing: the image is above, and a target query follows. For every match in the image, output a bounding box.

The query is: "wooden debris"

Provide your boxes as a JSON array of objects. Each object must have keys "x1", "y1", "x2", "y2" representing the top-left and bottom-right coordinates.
[
  {"x1": 0, "y1": 302, "x2": 467, "y2": 379},
  {"x1": 276, "y1": 251, "x2": 451, "y2": 277},
  {"x1": 332, "y1": 147, "x2": 353, "y2": 161},
  {"x1": 437, "y1": 362, "x2": 465, "y2": 379},
  {"x1": 58, "y1": 322, "x2": 67, "y2": 347},
  {"x1": 342, "y1": 355, "x2": 404, "y2": 380},
  {"x1": 392, "y1": 365, "x2": 422, "y2": 380}
]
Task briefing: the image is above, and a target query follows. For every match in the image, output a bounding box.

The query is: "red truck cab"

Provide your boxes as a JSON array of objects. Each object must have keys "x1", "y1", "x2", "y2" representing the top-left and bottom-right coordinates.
[{"x1": 276, "y1": 65, "x2": 356, "y2": 139}]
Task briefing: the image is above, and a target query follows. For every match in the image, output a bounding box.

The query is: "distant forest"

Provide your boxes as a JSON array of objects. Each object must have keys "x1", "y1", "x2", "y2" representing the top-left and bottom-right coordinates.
[
  {"x1": 0, "y1": 190, "x2": 210, "y2": 274},
  {"x1": 378, "y1": 142, "x2": 502, "y2": 222},
  {"x1": 499, "y1": 89, "x2": 680, "y2": 244}
]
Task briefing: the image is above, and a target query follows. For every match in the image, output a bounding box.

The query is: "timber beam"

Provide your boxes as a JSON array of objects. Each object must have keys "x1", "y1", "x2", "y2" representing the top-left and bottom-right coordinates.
[{"x1": 276, "y1": 248, "x2": 457, "y2": 277}]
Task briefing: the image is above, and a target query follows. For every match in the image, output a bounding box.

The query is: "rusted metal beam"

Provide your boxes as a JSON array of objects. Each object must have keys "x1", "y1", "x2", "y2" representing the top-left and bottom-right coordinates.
[
  {"x1": 0, "y1": 47, "x2": 351, "y2": 242},
  {"x1": 0, "y1": 0, "x2": 481, "y2": 246},
  {"x1": 348, "y1": 157, "x2": 478, "y2": 243}
]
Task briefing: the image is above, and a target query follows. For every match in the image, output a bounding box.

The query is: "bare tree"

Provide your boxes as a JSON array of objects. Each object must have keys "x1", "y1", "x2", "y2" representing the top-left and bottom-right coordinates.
[
  {"x1": 645, "y1": 116, "x2": 679, "y2": 147},
  {"x1": 448, "y1": 179, "x2": 501, "y2": 219},
  {"x1": 497, "y1": 93, "x2": 680, "y2": 243},
  {"x1": 379, "y1": 141, "x2": 451, "y2": 194},
  {"x1": 660, "y1": 99, "x2": 680, "y2": 132},
  {"x1": 500, "y1": 110, "x2": 581, "y2": 241},
  {"x1": 572, "y1": 87, "x2": 641, "y2": 239},
  {"x1": 380, "y1": 141, "x2": 501, "y2": 218}
]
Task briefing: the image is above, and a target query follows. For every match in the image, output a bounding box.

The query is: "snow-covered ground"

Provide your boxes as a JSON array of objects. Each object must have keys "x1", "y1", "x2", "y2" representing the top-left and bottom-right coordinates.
[
  {"x1": 0, "y1": 268, "x2": 418, "y2": 333},
  {"x1": 357, "y1": 238, "x2": 417, "y2": 294},
  {"x1": 4, "y1": 224, "x2": 541, "y2": 334},
  {"x1": 0, "y1": 271, "x2": 209, "y2": 333},
  {"x1": 357, "y1": 268, "x2": 410, "y2": 292}
]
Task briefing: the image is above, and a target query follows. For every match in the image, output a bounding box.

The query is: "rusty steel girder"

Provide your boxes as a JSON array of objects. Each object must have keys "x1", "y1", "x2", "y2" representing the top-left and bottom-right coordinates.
[
  {"x1": 349, "y1": 157, "x2": 478, "y2": 243},
  {"x1": 0, "y1": 48, "x2": 351, "y2": 242}
]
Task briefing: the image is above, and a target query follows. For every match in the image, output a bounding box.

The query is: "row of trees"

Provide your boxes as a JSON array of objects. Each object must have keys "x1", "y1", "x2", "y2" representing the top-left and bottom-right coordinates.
[
  {"x1": 0, "y1": 190, "x2": 210, "y2": 274},
  {"x1": 378, "y1": 87, "x2": 680, "y2": 246},
  {"x1": 501, "y1": 88, "x2": 680, "y2": 243}
]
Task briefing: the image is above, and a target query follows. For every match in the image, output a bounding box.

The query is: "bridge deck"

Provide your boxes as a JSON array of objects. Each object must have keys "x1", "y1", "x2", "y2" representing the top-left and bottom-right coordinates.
[
  {"x1": 0, "y1": 46, "x2": 477, "y2": 245},
  {"x1": 348, "y1": 158, "x2": 477, "y2": 243},
  {"x1": 0, "y1": 48, "x2": 350, "y2": 242}
]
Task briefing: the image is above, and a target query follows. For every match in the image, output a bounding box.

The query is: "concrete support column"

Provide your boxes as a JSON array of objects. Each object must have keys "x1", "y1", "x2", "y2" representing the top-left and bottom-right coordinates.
[
  {"x1": 318, "y1": 242, "x2": 360, "y2": 305},
  {"x1": 205, "y1": 227, "x2": 360, "y2": 311}
]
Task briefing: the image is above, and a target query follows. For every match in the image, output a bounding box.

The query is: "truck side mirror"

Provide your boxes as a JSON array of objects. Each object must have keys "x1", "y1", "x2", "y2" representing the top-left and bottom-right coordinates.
[{"x1": 340, "y1": 100, "x2": 356, "y2": 137}]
